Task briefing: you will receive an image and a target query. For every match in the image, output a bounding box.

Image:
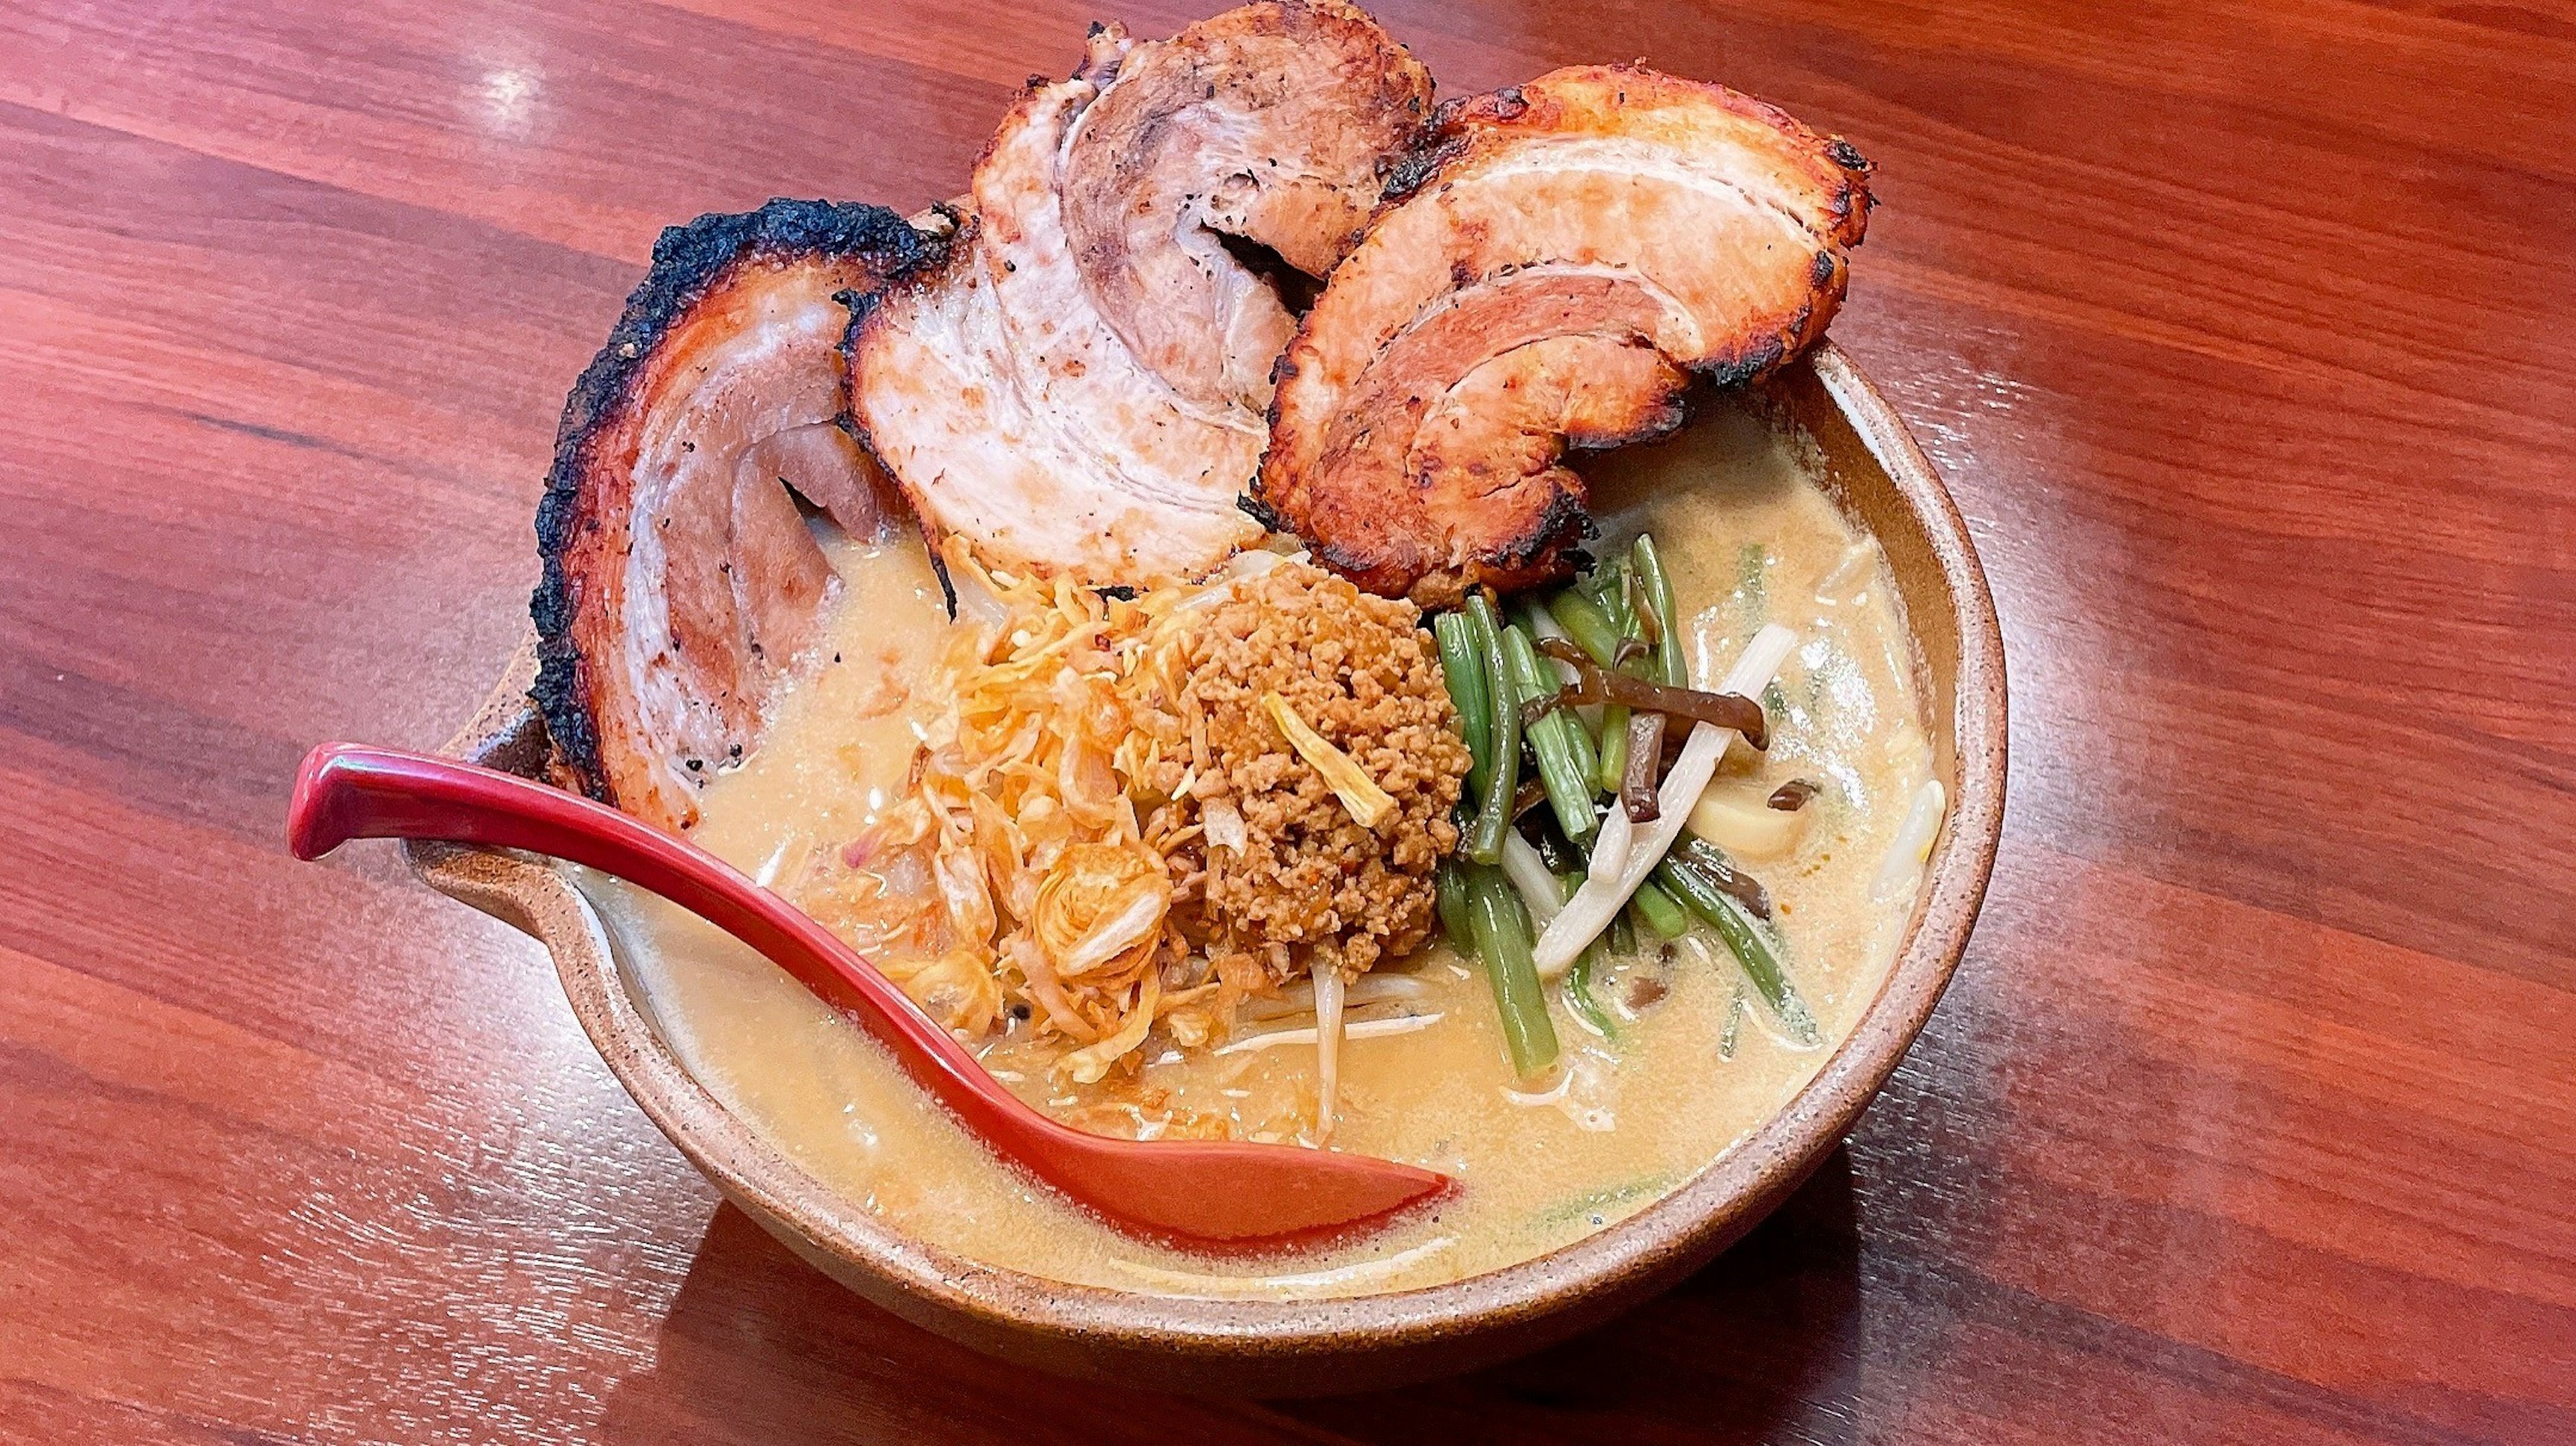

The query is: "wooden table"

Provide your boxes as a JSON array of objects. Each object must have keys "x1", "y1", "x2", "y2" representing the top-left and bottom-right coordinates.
[{"x1": 5, "y1": 0, "x2": 2571, "y2": 1439}]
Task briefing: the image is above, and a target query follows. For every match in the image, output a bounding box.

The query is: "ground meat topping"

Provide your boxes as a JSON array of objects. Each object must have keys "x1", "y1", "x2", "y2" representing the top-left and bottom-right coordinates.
[
  {"x1": 816, "y1": 547, "x2": 1469, "y2": 1084},
  {"x1": 1150, "y1": 562, "x2": 1470, "y2": 983}
]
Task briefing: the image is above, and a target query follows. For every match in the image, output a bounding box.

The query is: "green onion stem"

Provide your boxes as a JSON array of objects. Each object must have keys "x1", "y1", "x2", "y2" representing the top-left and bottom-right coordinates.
[
  {"x1": 1434, "y1": 610, "x2": 1492, "y2": 801},
  {"x1": 1517, "y1": 604, "x2": 1601, "y2": 788},
  {"x1": 1545, "y1": 589, "x2": 1623, "y2": 666},
  {"x1": 1463, "y1": 595, "x2": 1519, "y2": 865},
  {"x1": 1542, "y1": 585, "x2": 1635, "y2": 796},
  {"x1": 1652, "y1": 856, "x2": 1822, "y2": 1046},
  {"x1": 1631, "y1": 534, "x2": 1686, "y2": 688},
  {"x1": 1627, "y1": 877, "x2": 1690, "y2": 939},
  {"x1": 1568, "y1": 935, "x2": 1619, "y2": 1040},
  {"x1": 1594, "y1": 558, "x2": 1638, "y2": 634},
  {"x1": 1436, "y1": 858, "x2": 1471, "y2": 944},
  {"x1": 1466, "y1": 865, "x2": 1560, "y2": 1076},
  {"x1": 1580, "y1": 562, "x2": 1662, "y2": 793},
  {"x1": 1597, "y1": 701, "x2": 1633, "y2": 795},
  {"x1": 1501, "y1": 624, "x2": 1597, "y2": 840}
]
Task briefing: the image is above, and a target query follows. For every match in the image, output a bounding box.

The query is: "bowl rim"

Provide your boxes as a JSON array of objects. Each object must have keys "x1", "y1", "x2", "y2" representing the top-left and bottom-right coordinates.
[{"x1": 411, "y1": 339, "x2": 2006, "y2": 1358}]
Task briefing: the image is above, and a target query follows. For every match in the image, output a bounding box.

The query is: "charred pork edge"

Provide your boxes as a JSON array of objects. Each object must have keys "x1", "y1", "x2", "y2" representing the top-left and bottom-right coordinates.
[
  {"x1": 1246, "y1": 67, "x2": 1879, "y2": 575},
  {"x1": 530, "y1": 198, "x2": 944, "y2": 805}
]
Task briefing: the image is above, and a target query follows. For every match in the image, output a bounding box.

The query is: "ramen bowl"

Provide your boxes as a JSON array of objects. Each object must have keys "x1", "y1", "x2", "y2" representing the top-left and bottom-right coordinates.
[{"x1": 409, "y1": 341, "x2": 2004, "y2": 1394}]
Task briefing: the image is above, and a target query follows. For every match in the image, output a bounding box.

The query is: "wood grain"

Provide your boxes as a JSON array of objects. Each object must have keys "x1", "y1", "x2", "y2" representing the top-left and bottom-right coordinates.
[{"x1": 2, "y1": 0, "x2": 2571, "y2": 1440}]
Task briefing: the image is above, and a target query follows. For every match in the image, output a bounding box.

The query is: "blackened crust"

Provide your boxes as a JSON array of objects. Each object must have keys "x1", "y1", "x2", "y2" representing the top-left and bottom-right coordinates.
[{"x1": 530, "y1": 199, "x2": 941, "y2": 805}]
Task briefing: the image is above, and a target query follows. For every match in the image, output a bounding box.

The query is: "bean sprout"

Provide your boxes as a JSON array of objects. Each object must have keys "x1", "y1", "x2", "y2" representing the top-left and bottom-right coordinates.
[
  {"x1": 1212, "y1": 1013, "x2": 1445, "y2": 1055},
  {"x1": 1532, "y1": 624, "x2": 1798, "y2": 977}
]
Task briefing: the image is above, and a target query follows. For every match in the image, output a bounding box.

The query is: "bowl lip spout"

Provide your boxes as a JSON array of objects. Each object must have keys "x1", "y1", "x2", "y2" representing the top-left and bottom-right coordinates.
[{"x1": 405, "y1": 339, "x2": 2006, "y2": 1372}]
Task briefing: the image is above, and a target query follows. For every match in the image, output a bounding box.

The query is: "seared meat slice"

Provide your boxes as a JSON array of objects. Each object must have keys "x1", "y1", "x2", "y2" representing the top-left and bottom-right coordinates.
[
  {"x1": 1256, "y1": 66, "x2": 1874, "y2": 603},
  {"x1": 533, "y1": 200, "x2": 942, "y2": 832},
  {"x1": 849, "y1": 2, "x2": 1432, "y2": 587}
]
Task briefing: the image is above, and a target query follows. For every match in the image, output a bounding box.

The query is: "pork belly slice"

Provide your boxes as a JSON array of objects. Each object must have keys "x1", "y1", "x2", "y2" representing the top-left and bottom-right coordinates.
[
  {"x1": 849, "y1": 1, "x2": 1432, "y2": 587},
  {"x1": 1256, "y1": 65, "x2": 1875, "y2": 604},
  {"x1": 533, "y1": 199, "x2": 943, "y2": 832}
]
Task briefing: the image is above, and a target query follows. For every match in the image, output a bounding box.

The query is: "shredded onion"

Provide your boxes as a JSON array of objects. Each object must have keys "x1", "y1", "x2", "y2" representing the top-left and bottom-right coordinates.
[
  {"x1": 1212, "y1": 1013, "x2": 1444, "y2": 1055},
  {"x1": 1054, "y1": 882, "x2": 1169, "y2": 977},
  {"x1": 1533, "y1": 624, "x2": 1798, "y2": 977},
  {"x1": 1056, "y1": 972, "x2": 1159, "y2": 1083},
  {"x1": 1263, "y1": 691, "x2": 1397, "y2": 829}
]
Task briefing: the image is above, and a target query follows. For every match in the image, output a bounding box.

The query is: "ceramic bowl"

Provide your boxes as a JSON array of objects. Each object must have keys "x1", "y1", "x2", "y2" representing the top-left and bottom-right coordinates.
[{"x1": 407, "y1": 340, "x2": 2006, "y2": 1394}]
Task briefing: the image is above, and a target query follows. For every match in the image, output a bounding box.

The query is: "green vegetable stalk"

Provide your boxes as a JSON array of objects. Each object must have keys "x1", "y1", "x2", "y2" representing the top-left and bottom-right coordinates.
[
  {"x1": 1653, "y1": 855, "x2": 1822, "y2": 1047},
  {"x1": 1631, "y1": 533, "x2": 1686, "y2": 688},
  {"x1": 1462, "y1": 594, "x2": 1520, "y2": 865},
  {"x1": 1434, "y1": 610, "x2": 1493, "y2": 802},
  {"x1": 1436, "y1": 858, "x2": 1471, "y2": 945},
  {"x1": 1501, "y1": 623, "x2": 1595, "y2": 840},
  {"x1": 1544, "y1": 588, "x2": 1623, "y2": 666},
  {"x1": 1627, "y1": 877, "x2": 1690, "y2": 939},
  {"x1": 1465, "y1": 865, "x2": 1560, "y2": 1076},
  {"x1": 1567, "y1": 935, "x2": 1619, "y2": 1041}
]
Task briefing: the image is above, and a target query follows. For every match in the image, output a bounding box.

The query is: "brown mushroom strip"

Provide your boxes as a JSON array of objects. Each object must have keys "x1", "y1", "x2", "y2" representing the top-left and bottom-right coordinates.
[
  {"x1": 1512, "y1": 777, "x2": 1549, "y2": 820},
  {"x1": 1517, "y1": 690, "x2": 1565, "y2": 728},
  {"x1": 1619, "y1": 710, "x2": 1665, "y2": 822},
  {"x1": 1676, "y1": 838, "x2": 1772, "y2": 922},
  {"x1": 1536, "y1": 637, "x2": 1769, "y2": 750},
  {"x1": 1768, "y1": 779, "x2": 1821, "y2": 811}
]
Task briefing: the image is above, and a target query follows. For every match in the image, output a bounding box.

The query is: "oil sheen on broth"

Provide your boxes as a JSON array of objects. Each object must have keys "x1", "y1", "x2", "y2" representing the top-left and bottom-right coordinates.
[{"x1": 584, "y1": 398, "x2": 1937, "y2": 1299}]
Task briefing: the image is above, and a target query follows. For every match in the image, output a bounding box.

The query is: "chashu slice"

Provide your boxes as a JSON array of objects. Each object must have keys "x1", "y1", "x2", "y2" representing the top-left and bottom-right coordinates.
[
  {"x1": 849, "y1": 1, "x2": 1432, "y2": 587},
  {"x1": 533, "y1": 199, "x2": 943, "y2": 832},
  {"x1": 1256, "y1": 66, "x2": 1875, "y2": 604}
]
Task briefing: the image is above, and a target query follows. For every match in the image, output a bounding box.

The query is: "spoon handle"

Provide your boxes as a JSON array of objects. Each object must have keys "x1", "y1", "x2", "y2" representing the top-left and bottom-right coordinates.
[{"x1": 286, "y1": 742, "x2": 1046, "y2": 1151}]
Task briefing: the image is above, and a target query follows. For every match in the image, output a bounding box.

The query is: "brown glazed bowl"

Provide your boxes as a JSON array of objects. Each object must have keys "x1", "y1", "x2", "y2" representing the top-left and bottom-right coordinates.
[{"x1": 407, "y1": 341, "x2": 2006, "y2": 1395}]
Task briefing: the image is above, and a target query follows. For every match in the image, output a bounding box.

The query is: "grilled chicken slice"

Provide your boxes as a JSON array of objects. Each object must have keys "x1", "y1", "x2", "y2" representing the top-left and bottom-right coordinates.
[
  {"x1": 849, "y1": 1, "x2": 1432, "y2": 587},
  {"x1": 533, "y1": 200, "x2": 942, "y2": 832},
  {"x1": 1256, "y1": 66, "x2": 1875, "y2": 603}
]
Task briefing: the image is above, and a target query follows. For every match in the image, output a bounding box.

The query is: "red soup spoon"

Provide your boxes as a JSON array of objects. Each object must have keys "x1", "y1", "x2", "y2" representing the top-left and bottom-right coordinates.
[{"x1": 287, "y1": 742, "x2": 1449, "y2": 1243}]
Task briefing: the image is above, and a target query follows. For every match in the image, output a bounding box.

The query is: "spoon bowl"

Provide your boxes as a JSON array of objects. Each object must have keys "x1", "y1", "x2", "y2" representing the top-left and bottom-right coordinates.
[{"x1": 285, "y1": 742, "x2": 1450, "y2": 1242}]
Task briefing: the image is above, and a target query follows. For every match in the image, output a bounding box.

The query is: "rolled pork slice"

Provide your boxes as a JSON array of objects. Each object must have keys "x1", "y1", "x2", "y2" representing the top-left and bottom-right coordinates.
[
  {"x1": 1256, "y1": 66, "x2": 1875, "y2": 604},
  {"x1": 533, "y1": 199, "x2": 943, "y2": 831},
  {"x1": 849, "y1": 1, "x2": 1433, "y2": 588}
]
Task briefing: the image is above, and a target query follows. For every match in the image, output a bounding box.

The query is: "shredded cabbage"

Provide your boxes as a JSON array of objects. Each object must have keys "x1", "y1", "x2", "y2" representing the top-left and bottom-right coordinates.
[{"x1": 808, "y1": 537, "x2": 1231, "y2": 1054}]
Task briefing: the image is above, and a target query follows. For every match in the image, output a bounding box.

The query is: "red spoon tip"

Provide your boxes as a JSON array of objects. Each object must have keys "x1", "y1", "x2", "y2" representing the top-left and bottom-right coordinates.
[{"x1": 286, "y1": 742, "x2": 364, "y2": 860}]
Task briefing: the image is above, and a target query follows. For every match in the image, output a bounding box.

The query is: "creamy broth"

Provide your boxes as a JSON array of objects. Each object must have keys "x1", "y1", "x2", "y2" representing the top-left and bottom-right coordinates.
[{"x1": 582, "y1": 398, "x2": 1935, "y2": 1299}]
